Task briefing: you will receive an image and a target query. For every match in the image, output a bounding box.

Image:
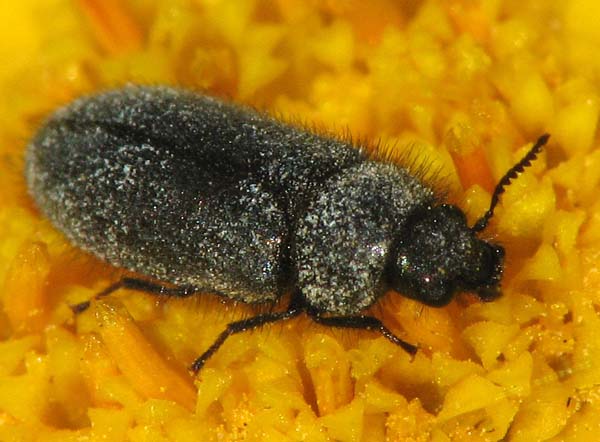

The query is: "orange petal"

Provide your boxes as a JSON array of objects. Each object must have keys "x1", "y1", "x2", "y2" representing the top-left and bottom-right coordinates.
[
  {"x1": 77, "y1": 0, "x2": 143, "y2": 54},
  {"x1": 95, "y1": 301, "x2": 196, "y2": 410},
  {"x1": 2, "y1": 241, "x2": 50, "y2": 334}
]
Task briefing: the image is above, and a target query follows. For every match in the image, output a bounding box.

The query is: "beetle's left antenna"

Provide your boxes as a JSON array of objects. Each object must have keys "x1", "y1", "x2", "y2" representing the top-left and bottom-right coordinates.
[{"x1": 471, "y1": 134, "x2": 550, "y2": 233}]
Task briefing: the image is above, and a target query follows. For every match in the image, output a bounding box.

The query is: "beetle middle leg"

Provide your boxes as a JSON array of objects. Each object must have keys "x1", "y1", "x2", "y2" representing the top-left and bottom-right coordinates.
[
  {"x1": 190, "y1": 295, "x2": 304, "y2": 373},
  {"x1": 307, "y1": 311, "x2": 418, "y2": 356},
  {"x1": 70, "y1": 277, "x2": 199, "y2": 313}
]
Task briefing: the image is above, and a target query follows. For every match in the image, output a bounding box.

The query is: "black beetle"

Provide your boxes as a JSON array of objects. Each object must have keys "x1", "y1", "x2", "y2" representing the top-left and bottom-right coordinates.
[{"x1": 25, "y1": 85, "x2": 548, "y2": 372}]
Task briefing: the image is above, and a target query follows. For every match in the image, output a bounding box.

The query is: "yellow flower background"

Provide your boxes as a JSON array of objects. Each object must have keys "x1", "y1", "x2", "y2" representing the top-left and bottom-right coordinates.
[{"x1": 1, "y1": 0, "x2": 600, "y2": 440}]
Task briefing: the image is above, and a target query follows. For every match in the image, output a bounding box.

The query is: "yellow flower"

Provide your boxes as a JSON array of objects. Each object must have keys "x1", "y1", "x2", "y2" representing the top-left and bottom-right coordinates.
[{"x1": 0, "y1": 1, "x2": 598, "y2": 440}]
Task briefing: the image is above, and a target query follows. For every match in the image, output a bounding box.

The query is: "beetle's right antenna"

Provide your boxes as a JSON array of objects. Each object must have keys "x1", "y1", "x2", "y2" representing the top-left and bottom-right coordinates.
[{"x1": 471, "y1": 134, "x2": 550, "y2": 233}]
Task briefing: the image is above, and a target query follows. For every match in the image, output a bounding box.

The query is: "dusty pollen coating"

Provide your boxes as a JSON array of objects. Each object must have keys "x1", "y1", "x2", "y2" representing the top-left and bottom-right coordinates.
[{"x1": 26, "y1": 85, "x2": 509, "y2": 368}]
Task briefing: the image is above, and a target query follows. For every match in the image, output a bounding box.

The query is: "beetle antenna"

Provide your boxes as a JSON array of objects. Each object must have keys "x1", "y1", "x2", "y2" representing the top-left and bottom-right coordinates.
[{"x1": 471, "y1": 134, "x2": 550, "y2": 233}]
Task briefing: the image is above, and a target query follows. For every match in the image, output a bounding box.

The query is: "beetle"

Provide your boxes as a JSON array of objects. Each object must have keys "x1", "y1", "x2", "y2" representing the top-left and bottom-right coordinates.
[{"x1": 25, "y1": 85, "x2": 548, "y2": 372}]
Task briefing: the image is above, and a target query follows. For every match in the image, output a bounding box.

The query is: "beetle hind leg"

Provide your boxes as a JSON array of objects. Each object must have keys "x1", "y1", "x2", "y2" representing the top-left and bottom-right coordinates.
[{"x1": 70, "y1": 277, "x2": 199, "y2": 313}]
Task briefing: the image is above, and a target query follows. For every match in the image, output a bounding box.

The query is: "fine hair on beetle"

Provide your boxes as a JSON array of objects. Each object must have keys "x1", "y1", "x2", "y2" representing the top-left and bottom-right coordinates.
[{"x1": 25, "y1": 85, "x2": 549, "y2": 374}]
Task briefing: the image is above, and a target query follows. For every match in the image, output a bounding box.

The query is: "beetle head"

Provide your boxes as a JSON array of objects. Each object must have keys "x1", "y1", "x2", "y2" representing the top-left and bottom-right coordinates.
[
  {"x1": 389, "y1": 134, "x2": 550, "y2": 307},
  {"x1": 390, "y1": 204, "x2": 504, "y2": 307}
]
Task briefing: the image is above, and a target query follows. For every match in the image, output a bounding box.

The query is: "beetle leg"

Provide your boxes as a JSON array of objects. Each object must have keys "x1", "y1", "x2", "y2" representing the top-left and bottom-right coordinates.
[
  {"x1": 308, "y1": 313, "x2": 418, "y2": 356},
  {"x1": 70, "y1": 277, "x2": 198, "y2": 313},
  {"x1": 190, "y1": 298, "x2": 303, "y2": 373}
]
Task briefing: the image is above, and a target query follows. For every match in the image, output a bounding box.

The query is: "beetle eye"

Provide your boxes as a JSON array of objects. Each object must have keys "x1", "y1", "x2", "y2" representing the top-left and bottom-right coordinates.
[
  {"x1": 463, "y1": 243, "x2": 504, "y2": 292},
  {"x1": 477, "y1": 245, "x2": 495, "y2": 281}
]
